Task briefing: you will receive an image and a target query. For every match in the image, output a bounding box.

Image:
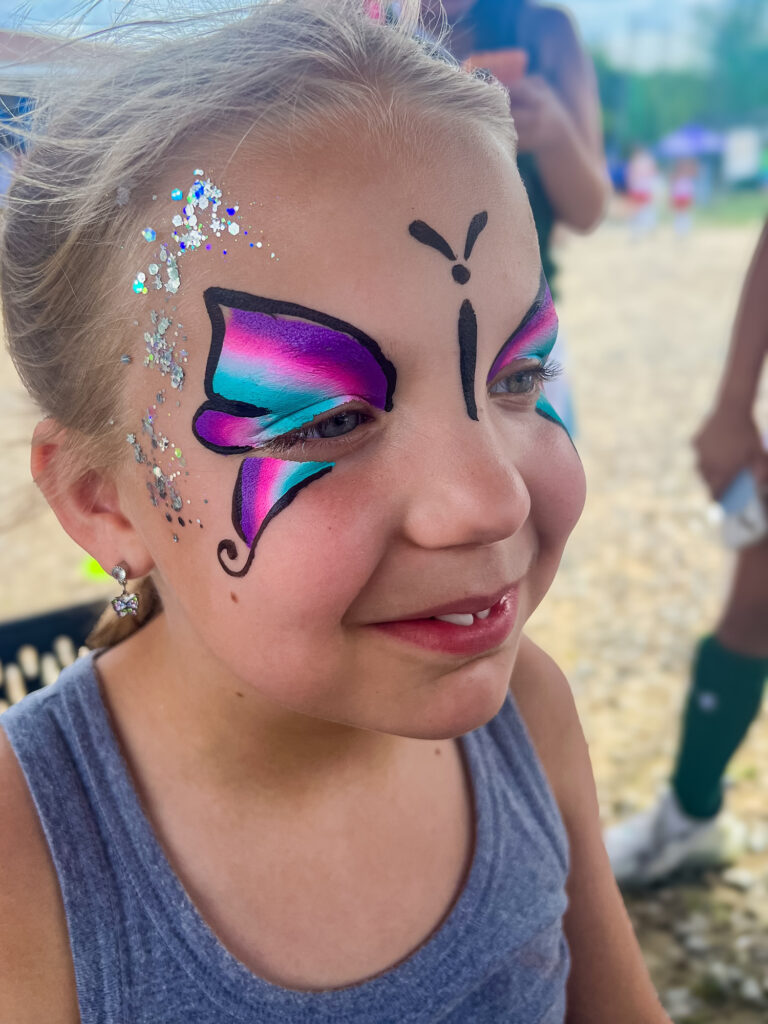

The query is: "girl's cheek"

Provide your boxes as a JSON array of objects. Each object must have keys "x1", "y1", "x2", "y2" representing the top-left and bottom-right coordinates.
[
  {"x1": 209, "y1": 464, "x2": 387, "y2": 616},
  {"x1": 528, "y1": 434, "x2": 586, "y2": 548}
]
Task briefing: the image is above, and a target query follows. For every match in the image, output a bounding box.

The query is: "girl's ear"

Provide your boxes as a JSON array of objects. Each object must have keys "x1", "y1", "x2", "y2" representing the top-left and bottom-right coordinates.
[{"x1": 31, "y1": 419, "x2": 154, "y2": 580}]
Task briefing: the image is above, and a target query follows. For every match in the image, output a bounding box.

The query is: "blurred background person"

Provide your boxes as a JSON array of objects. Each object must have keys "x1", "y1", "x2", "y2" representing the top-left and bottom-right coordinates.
[
  {"x1": 424, "y1": 0, "x2": 610, "y2": 433},
  {"x1": 670, "y1": 158, "x2": 697, "y2": 237},
  {"x1": 606, "y1": 219, "x2": 768, "y2": 887},
  {"x1": 626, "y1": 146, "x2": 661, "y2": 239}
]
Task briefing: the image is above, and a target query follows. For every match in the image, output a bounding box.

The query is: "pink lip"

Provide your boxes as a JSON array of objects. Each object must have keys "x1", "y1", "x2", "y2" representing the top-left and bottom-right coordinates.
[
  {"x1": 371, "y1": 585, "x2": 519, "y2": 657},
  {"x1": 383, "y1": 582, "x2": 519, "y2": 622}
]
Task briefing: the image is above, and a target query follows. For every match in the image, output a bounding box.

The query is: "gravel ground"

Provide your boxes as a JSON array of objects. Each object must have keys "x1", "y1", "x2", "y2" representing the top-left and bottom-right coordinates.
[
  {"x1": 528, "y1": 218, "x2": 768, "y2": 1024},
  {"x1": 1, "y1": 216, "x2": 767, "y2": 1021}
]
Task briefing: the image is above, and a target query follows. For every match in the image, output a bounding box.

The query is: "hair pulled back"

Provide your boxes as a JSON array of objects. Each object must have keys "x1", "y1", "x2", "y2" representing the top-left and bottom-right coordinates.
[{"x1": 0, "y1": 0, "x2": 515, "y2": 645}]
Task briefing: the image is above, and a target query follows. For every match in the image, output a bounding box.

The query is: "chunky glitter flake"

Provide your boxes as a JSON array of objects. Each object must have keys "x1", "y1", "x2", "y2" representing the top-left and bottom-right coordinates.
[
  {"x1": 127, "y1": 433, "x2": 186, "y2": 516},
  {"x1": 125, "y1": 167, "x2": 258, "y2": 541},
  {"x1": 144, "y1": 310, "x2": 185, "y2": 389}
]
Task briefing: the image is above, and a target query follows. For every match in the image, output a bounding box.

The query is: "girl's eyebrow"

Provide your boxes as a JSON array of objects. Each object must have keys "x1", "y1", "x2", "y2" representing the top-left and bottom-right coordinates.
[{"x1": 487, "y1": 272, "x2": 557, "y2": 381}]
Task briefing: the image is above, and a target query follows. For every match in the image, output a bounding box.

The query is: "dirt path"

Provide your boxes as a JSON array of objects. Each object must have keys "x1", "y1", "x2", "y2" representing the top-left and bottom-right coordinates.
[{"x1": 528, "y1": 219, "x2": 768, "y2": 1023}]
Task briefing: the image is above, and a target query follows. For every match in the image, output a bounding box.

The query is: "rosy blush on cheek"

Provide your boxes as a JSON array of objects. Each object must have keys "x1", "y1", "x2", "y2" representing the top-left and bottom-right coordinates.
[{"x1": 193, "y1": 288, "x2": 396, "y2": 575}]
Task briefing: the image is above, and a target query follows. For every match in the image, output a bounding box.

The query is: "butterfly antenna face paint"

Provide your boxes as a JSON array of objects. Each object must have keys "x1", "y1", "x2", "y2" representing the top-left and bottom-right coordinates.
[
  {"x1": 408, "y1": 221, "x2": 457, "y2": 261},
  {"x1": 408, "y1": 212, "x2": 488, "y2": 420},
  {"x1": 463, "y1": 211, "x2": 488, "y2": 261},
  {"x1": 458, "y1": 299, "x2": 478, "y2": 421}
]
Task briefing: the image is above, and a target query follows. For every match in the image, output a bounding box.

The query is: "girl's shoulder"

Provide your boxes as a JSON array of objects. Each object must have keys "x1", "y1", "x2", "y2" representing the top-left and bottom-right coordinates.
[
  {"x1": 508, "y1": 633, "x2": 581, "y2": 812},
  {"x1": 0, "y1": 728, "x2": 80, "y2": 1023},
  {"x1": 510, "y1": 638, "x2": 672, "y2": 1023}
]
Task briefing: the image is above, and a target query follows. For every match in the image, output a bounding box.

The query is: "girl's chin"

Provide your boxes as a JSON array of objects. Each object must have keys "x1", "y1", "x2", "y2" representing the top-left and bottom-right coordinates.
[{"x1": 379, "y1": 658, "x2": 516, "y2": 741}]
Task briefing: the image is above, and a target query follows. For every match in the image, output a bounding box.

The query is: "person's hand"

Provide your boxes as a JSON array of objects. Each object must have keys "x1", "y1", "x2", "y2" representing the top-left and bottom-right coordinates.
[
  {"x1": 692, "y1": 403, "x2": 765, "y2": 499},
  {"x1": 505, "y1": 75, "x2": 570, "y2": 155}
]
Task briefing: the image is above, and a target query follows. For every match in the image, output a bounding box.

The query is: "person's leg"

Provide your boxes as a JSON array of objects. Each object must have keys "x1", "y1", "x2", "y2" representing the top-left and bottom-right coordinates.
[
  {"x1": 671, "y1": 539, "x2": 768, "y2": 819},
  {"x1": 606, "y1": 541, "x2": 768, "y2": 884}
]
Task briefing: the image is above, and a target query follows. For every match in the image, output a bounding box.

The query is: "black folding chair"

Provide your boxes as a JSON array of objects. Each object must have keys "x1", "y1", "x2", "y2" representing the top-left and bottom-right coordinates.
[{"x1": 0, "y1": 600, "x2": 106, "y2": 709}]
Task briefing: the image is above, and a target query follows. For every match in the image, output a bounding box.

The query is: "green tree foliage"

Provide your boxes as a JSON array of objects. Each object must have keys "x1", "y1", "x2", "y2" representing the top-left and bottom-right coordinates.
[
  {"x1": 593, "y1": 0, "x2": 768, "y2": 152},
  {"x1": 704, "y1": 0, "x2": 768, "y2": 127}
]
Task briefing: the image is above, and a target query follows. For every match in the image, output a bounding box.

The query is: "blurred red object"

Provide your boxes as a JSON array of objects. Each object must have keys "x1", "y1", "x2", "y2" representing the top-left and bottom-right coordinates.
[{"x1": 463, "y1": 48, "x2": 528, "y2": 85}]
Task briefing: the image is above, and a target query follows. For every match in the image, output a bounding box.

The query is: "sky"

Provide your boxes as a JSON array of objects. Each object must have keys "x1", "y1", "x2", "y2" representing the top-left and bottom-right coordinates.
[
  {"x1": 567, "y1": 0, "x2": 723, "y2": 70},
  {"x1": 0, "y1": 0, "x2": 727, "y2": 70}
]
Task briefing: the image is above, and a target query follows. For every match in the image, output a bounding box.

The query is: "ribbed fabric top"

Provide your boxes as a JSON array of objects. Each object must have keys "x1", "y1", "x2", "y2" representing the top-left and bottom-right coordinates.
[{"x1": 2, "y1": 653, "x2": 570, "y2": 1024}]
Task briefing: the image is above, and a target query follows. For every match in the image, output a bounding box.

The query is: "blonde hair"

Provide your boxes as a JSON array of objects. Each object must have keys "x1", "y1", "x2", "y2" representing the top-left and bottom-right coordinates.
[{"x1": 1, "y1": 0, "x2": 515, "y2": 647}]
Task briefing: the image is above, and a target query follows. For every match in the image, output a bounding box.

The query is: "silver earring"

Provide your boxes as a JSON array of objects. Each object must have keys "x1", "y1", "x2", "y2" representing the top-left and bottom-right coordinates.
[{"x1": 111, "y1": 564, "x2": 139, "y2": 617}]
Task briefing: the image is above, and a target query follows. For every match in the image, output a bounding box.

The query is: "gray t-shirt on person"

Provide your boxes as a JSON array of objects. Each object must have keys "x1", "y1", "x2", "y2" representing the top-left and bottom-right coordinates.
[{"x1": 1, "y1": 651, "x2": 570, "y2": 1023}]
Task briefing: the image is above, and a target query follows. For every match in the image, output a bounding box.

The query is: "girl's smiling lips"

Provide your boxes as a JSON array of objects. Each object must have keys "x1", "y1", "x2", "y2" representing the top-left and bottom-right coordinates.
[{"x1": 369, "y1": 583, "x2": 520, "y2": 657}]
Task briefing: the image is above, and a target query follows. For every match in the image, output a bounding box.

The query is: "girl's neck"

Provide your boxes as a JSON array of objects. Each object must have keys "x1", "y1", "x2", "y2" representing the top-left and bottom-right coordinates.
[{"x1": 95, "y1": 612, "x2": 417, "y2": 806}]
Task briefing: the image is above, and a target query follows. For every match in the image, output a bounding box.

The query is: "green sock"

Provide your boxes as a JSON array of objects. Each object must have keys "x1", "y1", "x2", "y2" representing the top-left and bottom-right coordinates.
[{"x1": 671, "y1": 635, "x2": 768, "y2": 820}]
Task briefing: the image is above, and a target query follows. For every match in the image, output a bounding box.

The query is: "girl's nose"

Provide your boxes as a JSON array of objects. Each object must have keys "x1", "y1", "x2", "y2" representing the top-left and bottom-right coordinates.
[{"x1": 398, "y1": 424, "x2": 531, "y2": 551}]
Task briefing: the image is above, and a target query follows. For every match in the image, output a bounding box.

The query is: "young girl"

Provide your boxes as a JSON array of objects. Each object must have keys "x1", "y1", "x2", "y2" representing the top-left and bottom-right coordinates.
[{"x1": 0, "y1": 2, "x2": 668, "y2": 1020}]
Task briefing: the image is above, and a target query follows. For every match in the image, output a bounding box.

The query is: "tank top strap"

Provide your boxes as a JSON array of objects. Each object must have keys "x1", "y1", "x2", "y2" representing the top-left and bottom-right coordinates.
[{"x1": 466, "y1": 688, "x2": 570, "y2": 878}]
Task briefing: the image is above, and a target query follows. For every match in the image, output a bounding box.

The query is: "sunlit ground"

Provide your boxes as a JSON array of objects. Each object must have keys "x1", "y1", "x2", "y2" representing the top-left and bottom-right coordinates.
[{"x1": 528, "y1": 210, "x2": 768, "y2": 1023}]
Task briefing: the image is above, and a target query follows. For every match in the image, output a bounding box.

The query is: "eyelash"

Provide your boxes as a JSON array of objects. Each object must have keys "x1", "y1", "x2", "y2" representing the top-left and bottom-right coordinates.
[
  {"x1": 256, "y1": 407, "x2": 373, "y2": 455},
  {"x1": 255, "y1": 361, "x2": 562, "y2": 456},
  {"x1": 489, "y1": 361, "x2": 561, "y2": 396}
]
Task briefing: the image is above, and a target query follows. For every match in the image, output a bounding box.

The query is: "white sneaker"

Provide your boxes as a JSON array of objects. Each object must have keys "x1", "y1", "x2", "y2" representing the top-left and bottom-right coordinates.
[{"x1": 604, "y1": 789, "x2": 747, "y2": 887}]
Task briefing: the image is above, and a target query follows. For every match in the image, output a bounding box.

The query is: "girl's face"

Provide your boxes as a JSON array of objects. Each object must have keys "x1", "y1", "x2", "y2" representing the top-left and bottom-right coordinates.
[{"x1": 116, "y1": 128, "x2": 585, "y2": 739}]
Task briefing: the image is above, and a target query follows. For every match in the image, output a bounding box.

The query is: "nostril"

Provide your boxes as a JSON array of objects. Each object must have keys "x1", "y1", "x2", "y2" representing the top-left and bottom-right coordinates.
[{"x1": 452, "y1": 264, "x2": 470, "y2": 284}]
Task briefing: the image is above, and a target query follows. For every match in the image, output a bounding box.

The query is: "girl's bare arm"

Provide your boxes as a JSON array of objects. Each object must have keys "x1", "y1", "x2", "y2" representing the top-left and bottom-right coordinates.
[
  {"x1": 0, "y1": 731, "x2": 80, "y2": 1024},
  {"x1": 510, "y1": 636, "x2": 671, "y2": 1024},
  {"x1": 693, "y1": 219, "x2": 768, "y2": 496}
]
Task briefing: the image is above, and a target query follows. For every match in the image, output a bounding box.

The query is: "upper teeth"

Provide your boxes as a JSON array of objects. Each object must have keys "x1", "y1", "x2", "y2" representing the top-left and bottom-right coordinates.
[{"x1": 434, "y1": 608, "x2": 491, "y2": 626}]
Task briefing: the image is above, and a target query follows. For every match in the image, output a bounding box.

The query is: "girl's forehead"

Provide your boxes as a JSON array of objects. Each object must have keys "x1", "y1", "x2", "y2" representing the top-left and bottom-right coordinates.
[{"x1": 123, "y1": 139, "x2": 537, "y2": 383}]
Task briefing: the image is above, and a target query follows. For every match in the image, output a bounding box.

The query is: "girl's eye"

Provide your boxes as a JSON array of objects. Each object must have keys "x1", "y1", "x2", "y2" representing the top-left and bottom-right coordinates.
[
  {"x1": 489, "y1": 361, "x2": 561, "y2": 397},
  {"x1": 310, "y1": 410, "x2": 367, "y2": 439},
  {"x1": 260, "y1": 408, "x2": 372, "y2": 454}
]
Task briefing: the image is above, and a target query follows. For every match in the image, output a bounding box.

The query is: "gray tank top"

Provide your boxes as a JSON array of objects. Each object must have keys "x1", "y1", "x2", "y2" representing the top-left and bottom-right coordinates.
[{"x1": 2, "y1": 652, "x2": 570, "y2": 1023}]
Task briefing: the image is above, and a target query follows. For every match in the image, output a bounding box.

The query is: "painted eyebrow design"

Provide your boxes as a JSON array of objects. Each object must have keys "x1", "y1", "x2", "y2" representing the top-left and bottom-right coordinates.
[
  {"x1": 487, "y1": 272, "x2": 557, "y2": 382},
  {"x1": 198, "y1": 287, "x2": 396, "y2": 415}
]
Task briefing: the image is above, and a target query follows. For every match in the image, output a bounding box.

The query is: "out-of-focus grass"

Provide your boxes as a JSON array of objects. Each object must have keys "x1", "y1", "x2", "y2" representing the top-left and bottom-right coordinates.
[{"x1": 698, "y1": 189, "x2": 767, "y2": 225}]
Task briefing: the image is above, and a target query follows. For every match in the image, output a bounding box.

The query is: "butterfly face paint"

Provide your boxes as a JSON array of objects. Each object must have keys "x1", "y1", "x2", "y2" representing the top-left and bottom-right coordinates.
[
  {"x1": 193, "y1": 288, "x2": 396, "y2": 576},
  {"x1": 408, "y1": 213, "x2": 565, "y2": 433},
  {"x1": 408, "y1": 211, "x2": 488, "y2": 421},
  {"x1": 488, "y1": 272, "x2": 565, "y2": 429}
]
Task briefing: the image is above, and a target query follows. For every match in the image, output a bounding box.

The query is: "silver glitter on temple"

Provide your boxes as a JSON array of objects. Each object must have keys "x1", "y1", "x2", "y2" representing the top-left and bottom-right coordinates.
[
  {"x1": 144, "y1": 310, "x2": 184, "y2": 389},
  {"x1": 126, "y1": 431, "x2": 186, "y2": 518}
]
